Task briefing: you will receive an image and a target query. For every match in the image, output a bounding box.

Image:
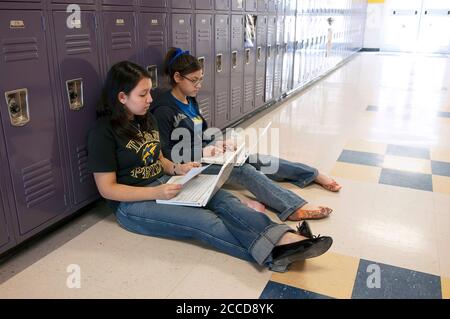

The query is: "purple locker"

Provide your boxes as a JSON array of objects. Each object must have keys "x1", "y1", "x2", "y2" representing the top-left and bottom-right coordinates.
[
  {"x1": 246, "y1": 0, "x2": 257, "y2": 12},
  {"x1": 282, "y1": 15, "x2": 295, "y2": 93},
  {"x1": 141, "y1": 0, "x2": 168, "y2": 7},
  {"x1": 215, "y1": 0, "x2": 230, "y2": 11},
  {"x1": 102, "y1": 11, "x2": 139, "y2": 70},
  {"x1": 273, "y1": 15, "x2": 284, "y2": 99},
  {"x1": 102, "y1": 0, "x2": 136, "y2": 5},
  {"x1": 52, "y1": 10, "x2": 101, "y2": 206},
  {"x1": 214, "y1": 14, "x2": 230, "y2": 129},
  {"x1": 140, "y1": 12, "x2": 167, "y2": 91},
  {"x1": 292, "y1": 11, "x2": 302, "y2": 89},
  {"x1": 231, "y1": 0, "x2": 244, "y2": 11},
  {"x1": 171, "y1": 14, "x2": 192, "y2": 52},
  {"x1": 195, "y1": 14, "x2": 213, "y2": 126},
  {"x1": 243, "y1": 14, "x2": 256, "y2": 114},
  {"x1": 257, "y1": 0, "x2": 268, "y2": 12},
  {"x1": 230, "y1": 15, "x2": 243, "y2": 122},
  {"x1": 265, "y1": 15, "x2": 276, "y2": 102},
  {"x1": 172, "y1": 0, "x2": 192, "y2": 9},
  {"x1": 0, "y1": 10, "x2": 67, "y2": 236},
  {"x1": 195, "y1": 0, "x2": 213, "y2": 10},
  {"x1": 276, "y1": 0, "x2": 285, "y2": 13},
  {"x1": 268, "y1": 0, "x2": 276, "y2": 13},
  {"x1": 255, "y1": 15, "x2": 267, "y2": 108}
]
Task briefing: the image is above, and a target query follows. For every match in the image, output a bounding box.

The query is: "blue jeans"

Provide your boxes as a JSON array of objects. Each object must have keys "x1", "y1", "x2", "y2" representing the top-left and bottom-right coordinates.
[
  {"x1": 204, "y1": 154, "x2": 319, "y2": 221},
  {"x1": 115, "y1": 175, "x2": 292, "y2": 266}
]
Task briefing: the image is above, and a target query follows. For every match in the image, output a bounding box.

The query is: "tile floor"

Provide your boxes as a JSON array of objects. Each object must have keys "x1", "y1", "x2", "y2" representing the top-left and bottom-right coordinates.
[{"x1": 1, "y1": 52, "x2": 449, "y2": 299}]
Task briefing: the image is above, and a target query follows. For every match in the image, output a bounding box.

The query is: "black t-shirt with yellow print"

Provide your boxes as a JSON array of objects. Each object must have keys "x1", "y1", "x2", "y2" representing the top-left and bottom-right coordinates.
[{"x1": 87, "y1": 115, "x2": 164, "y2": 209}]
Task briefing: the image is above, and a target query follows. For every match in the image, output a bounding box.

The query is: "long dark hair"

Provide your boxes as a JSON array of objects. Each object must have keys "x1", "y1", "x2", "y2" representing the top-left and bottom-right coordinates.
[
  {"x1": 97, "y1": 61, "x2": 154, "y2": 141},
  {"x1": 163, "y1": 47, "x2": 202, "y2": 87}
]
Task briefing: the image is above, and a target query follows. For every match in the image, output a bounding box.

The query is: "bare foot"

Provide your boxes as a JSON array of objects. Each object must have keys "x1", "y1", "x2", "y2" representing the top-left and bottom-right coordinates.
[
  {"x1": 287, "y1": 203, "x2": 333, "y2": 221},
  {"x1": 241, "y1": 198, "x2": 266, "y2": 213},
  {"x1": 315, "y1": 173, "x2": 342, "y2": 192},
  {"x1": 276, "y1": 232, "x2": 308, "y2": 246}
]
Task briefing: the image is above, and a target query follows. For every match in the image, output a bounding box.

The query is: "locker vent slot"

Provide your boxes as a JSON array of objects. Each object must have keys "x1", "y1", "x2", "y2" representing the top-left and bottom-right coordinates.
[
  {"x1": 77, "y1": 145, "x2": 90, "y2": 184},
  {"x1": 111, "y1": 32, "x2": 132, "y2": 50},
  {"x1": 146, "y1": 30, "x2": 164, "y2": 46},
  {"x1": 22, "y1": 159, "x2": 56, "y2": 208},
  {"x1": 198, "y1": 97, "x2": 211, "y2": 121},
  {"x1": 65, "y1": 34, "x2": 92, "y2": 55},
  {"x1": 231, "y1": 86, "x2": 242, "y2": 110},
  {"x1": 3, "y1": 37, "x2": 38, "y2": 62},
  {"x1": 244, "y1": 81, "x2": 254, "y2": 103},
  {"x1": 216, "y1": 91, "x2": 227, "y2": 115}
]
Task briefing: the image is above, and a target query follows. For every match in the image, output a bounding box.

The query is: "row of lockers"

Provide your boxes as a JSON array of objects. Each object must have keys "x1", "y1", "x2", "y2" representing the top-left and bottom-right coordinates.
[{"x1": 0, "y1": 0, "x2": 366, "y2": 255}]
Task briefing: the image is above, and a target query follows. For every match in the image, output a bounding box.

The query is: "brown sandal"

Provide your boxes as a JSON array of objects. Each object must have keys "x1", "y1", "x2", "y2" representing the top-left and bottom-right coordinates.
[{"x1": 288, "y1": 206, "x2": 333, "y2": 221}]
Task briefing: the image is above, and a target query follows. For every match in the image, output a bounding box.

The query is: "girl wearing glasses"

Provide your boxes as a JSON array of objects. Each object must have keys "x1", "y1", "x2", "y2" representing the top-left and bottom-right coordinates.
[{"x1": 151, "y1": 48, "x2": 342, "y2": 222}]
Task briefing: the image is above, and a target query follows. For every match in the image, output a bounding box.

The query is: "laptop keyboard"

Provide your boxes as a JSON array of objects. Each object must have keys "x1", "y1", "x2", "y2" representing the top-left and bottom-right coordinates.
[{"x1": 171, "y1": 175, "x2": 216, "y2": 202}]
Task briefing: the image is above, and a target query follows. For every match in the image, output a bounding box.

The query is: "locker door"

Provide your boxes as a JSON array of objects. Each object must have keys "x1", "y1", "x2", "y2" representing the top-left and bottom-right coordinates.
[
  {"x1": 196, "y1": 0, "x2": 213, "y2": 10},
  {"x1": 246, "y1": 0, "x2": 257, "y2": 12},
  {"x1": 230, "y1": 15, "x2": 244, "y2": 122},
  {"x1": 0, "y1": 10, "x2": 67, "y2": 236},
  {"x1": 293, "y1": 9, "x2": 302, "y2": 88},
  {"x1": 243, "y1": 14, "x2": 256, "y2": 114},
  {"x1": 141, "y1": 12, "x2": 167, "y2": 91},
  {"x1": 172, "y1": 14, "x2": 193, "y2": 52},
  {"x1": 265, "y1": 15, "x2": 276, "y2": 102},
  {"x1": 255, "y1": 15, "x2": 267, "y2": 108},
  {"x1": 282, "y1": 15, "x2": 295, "y2": 92},
  {"x1": 215, "y1": 0, "x2": 230, "y2": 11},
  {"x1": 232, "y1": 0, "x2": 244, "y2": 11},
  {"x1": 172, "y1": 0, "x2": 193, "y2": 9},
  {"x1": 257, "y1": 0, "x2": 269, "y2": 12},
  {"x1": 273, "y1": 15, "x2": 284, "y2": 99},
  {"x1": 268, "y1": 0, "x2": 276, "y2": 13},
  {"x1": 141, "y1": 0, "x2": 168, "y2": 7},
  {"x1": 53, "y1": 10, "x2": 101, "y2": 205},
  {"x1": 195, "y1": 14, "x2": 214, "y2": 126},
  {"x1": 102, "y1": 11, "x2": 138, "y2": 70},
  {"x1": 214, "y1": 14, "x2": 230, "y2": 129}
]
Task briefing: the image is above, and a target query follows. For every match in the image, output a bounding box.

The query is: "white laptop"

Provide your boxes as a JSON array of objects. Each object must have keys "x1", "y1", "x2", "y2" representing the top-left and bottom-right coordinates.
[
  {"x1": 201, "y1": 122, "x2": 272, "y2": 167},
  {"x1": 156, "y1": 151, "x2": 237, "y2": 207}
]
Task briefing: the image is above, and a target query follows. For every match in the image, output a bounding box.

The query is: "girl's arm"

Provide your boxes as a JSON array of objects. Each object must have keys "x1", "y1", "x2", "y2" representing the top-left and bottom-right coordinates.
[
  {"x1": 159, "y1": 152, "x2": 201, "y2": 175},
  {"x1": 93, "y1": 172, "x2": 181, "y2": 202}
]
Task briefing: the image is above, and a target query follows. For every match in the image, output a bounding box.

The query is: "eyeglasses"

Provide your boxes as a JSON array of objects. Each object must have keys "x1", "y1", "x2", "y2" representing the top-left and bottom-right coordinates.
[{"x1": 180, "y1": 74, "x2": 204, "y2": 87}]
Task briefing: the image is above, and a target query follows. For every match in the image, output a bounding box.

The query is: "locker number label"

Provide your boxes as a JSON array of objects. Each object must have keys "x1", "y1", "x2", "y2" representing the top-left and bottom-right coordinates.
[{"x1": 10, "y1": 20, "x2": 25, "y2": 29}]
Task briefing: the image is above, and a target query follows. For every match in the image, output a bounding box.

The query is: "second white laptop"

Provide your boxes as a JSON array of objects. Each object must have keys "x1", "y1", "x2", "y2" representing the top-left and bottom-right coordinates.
[{"x1": 201, "y1": 122, "x2": 272, "y2": 167}]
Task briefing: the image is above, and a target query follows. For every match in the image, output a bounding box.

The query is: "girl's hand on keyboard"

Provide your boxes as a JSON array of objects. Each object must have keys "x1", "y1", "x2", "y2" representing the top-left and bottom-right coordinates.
[
  {"x1": 178, "y1": 162, "x2": 201, "y2": 175},
  {"x1": 203, "y1": 145, "x2": 223, "y2": 157},
  {"x1": 224, "y1": 138, "x2": 237, "y2": 151},
  {"x1": 154, "y1": 184, "x2": 182, "y2": 200}
]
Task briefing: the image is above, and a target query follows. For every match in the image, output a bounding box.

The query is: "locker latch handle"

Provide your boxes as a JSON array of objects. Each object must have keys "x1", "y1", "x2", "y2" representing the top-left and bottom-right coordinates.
[
  {"x1": 245, "y1": 49, "x2": 250, "y2": 64},
  {"x1": 232, "y1": 51, "x2": 238, "y2": 69},
  {"x1": 146, "y1": 66, "x2": 158, "y2": 89},
  {"x1": 5, "y1": 89, "x2": 30, "y2": 126},
  {"x1": 257, "y1": 47, "x2": 262, "y2": 62},
  {"x1": 66, "y1": 79, "x2": 84, "y2": 111},
  {"x1": 216, "y1": 54, "x2": 223, "y2": 72},
  {"x1": 198, "y1": 57, "x2": 205, "y2": 71}
]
